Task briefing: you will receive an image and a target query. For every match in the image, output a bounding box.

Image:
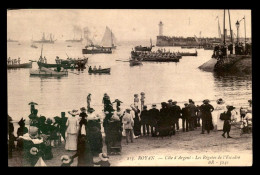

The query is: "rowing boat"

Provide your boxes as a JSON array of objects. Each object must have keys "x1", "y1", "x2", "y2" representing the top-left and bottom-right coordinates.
[
  {"x1": 88, "y1": 68, "x2": 111, "y2": 74},
  {"x1": 7, "y1": 62, "x2": 32, "y2": 69},
  {"x1": 30, "y1": 67, "x2": 68, "y2": 76}
]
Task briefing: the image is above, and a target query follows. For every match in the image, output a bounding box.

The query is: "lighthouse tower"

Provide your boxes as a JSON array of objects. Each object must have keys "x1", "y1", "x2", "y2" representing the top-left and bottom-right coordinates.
[{"x1": 159, "y1": 21, "x2": 163, "y2": 36}]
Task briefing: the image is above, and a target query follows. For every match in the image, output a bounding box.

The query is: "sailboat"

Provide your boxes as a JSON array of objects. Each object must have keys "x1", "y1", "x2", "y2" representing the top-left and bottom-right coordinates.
[
  {"x1": 82, "y1": 26, "x2": 115, "y2": 54},
  {"x1": 100, "y1": 26, "x2": 117, "y2": 49}
]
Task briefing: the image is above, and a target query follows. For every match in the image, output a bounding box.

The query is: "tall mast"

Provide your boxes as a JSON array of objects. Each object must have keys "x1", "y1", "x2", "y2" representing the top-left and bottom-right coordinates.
[
  {"x1": 111, "y1": 29, "x2": 113, "y2": 47},
  {"x1": 228, "y1": 9, "x2": 233, "y2": 43},
  {"x1": 223, "y1": 9, "x2": 226, "y2": 45},
  {"x1": 217, "y1": 16, "x2": 222, "y2": 39},
  {"x1": 244, "y1": 15, "x2": 246, "y2": 45}
]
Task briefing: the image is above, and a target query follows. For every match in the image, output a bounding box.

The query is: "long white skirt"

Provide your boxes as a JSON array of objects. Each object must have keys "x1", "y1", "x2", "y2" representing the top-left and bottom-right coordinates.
[
  {"x1": 65, "y1": 133, "x2": 77, "y2": 151},
  {"x1": 213, "y1": 110, "x2": 225, "y2": 131}
]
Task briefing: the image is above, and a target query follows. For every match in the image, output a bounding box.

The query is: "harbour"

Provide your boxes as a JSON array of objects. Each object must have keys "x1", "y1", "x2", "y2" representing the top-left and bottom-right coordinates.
[{"x1": 7, "y1": 9, "x2": 252, "y2": 167}]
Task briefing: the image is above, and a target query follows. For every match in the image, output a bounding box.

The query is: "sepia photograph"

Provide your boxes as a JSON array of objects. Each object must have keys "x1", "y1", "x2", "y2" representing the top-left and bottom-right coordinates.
[{"x1": 7, "y1": 9, "x2": 252, "y2": 166}]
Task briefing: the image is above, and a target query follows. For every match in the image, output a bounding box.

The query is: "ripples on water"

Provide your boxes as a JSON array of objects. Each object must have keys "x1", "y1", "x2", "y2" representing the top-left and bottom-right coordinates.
[{"x1": 7, "y1": 41, "x2": 252, "y2": 121}]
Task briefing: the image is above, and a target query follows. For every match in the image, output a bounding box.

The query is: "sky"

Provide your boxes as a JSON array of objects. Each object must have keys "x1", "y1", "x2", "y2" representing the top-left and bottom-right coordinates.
[{"x1": 7, "y1": 9, "x2": 251, "y2": 42}]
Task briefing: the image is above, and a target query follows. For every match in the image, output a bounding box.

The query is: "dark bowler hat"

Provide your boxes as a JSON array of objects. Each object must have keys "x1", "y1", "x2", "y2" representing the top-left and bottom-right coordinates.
[
  {"x1": 152, "y1": 104, "x2": 157, "y2": 108},
  {"x1": 184, "y1": 103, "x2": 189, "y2": 106},
  {"x1": 168, "y1": 99, "x2": 173, "y2": 102}
]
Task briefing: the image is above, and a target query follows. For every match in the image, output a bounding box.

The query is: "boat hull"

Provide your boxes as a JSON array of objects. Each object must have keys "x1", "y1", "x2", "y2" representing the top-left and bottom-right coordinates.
[
  {"x1": 7, "y1": 62, "x2": 32, "y2": 69},
  {"x1": 82, "y1": 49, "x2": 112, "y2": 54},
  {"x1": 37, "y1": 58, "x2": 88, "y2": 69},
  {"x1": 30, "y1": 67, "x2": 68, "y2": 76},
  {"x1": 88, "y1": 68, "x2": 111, "y2": 74},
  {"x1": 179, "y1": 52, "x2": 198, "y2": 56}
]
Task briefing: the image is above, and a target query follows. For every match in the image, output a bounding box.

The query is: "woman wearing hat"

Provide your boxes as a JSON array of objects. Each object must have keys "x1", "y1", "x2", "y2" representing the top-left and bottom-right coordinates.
[
  {"x1": 65, "y1": 110, "x2": 79, "y2": 151},
  {"x1": 222, "y1": 106, "x2": 235, "y2": 138},
  {"x1": 87, "y1": 108, "x2": 103, "y2": 156},
  {"x1": 106, "y1": 112, "x2": 122, "y2": 155},
  {"x1": 200, "y1": 99, "x2": 214, "y2": 134},
  {"x1": 213, "y1": 98, "x2": 226, "y2": 131},
  {"x1": 130, "y1": 104, "x2": 141, "y2": 137}
]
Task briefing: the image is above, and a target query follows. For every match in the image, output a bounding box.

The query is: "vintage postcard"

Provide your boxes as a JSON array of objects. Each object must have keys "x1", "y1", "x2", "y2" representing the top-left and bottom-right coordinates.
[{"x1": 7, "y1": 9, "x2": 252, "y2": 166}]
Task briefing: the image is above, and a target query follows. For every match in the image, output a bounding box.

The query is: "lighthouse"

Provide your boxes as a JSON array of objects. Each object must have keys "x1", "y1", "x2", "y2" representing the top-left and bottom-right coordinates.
[{"x1": 159, "y1": 21, "x2": 163, "y2": 36}]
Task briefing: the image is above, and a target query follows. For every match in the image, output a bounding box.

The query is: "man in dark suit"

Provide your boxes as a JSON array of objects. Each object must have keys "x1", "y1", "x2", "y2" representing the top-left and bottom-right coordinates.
[
  {"x1": 148, "y1": 104, "x2": 160, "y2": 137},
  {"x1": 188, "y1": 99, "x2": 197, "y2": 130},
  {"x1": 181, "y1": 103, "x2": 190, "y2": 132},
  {"x1": 140, "y1": 105, "x2": 150, "y2": 136},
  {"x1": 172, "y1": 101, "x2": 181, "y2": 132}
]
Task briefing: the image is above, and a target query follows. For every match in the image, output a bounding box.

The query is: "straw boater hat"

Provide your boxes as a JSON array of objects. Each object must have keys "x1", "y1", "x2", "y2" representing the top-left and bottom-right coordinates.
[
  {"x1": 61, "y1": 155, "x2": 72, "y2": 164},
  {"x1": 99, "y1": 153, "x2": 109, "y2": 161},
  {"x1": 80, "y1": 107, "x2": 87, "y2": 112},
  {"x1": 68, "y1": 110, "x2": 78, "y2": 116},
  {"x1": 216, "y1": 98, "x2": 225, "y2": 104}
]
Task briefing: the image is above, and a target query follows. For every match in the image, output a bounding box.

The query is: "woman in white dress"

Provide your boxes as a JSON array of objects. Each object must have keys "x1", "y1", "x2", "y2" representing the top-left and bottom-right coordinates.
[
  {"x1": 65, "y1": 110, "x2": 79, "y2": 151},
  {"x1": 213, "y1": 98, "x2": 226, "y2": 131}
]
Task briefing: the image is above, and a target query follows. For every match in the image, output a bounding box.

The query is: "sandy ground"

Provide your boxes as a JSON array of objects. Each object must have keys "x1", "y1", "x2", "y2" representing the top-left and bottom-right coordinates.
[{"x1": 8, "y1": 122, "x2": 252, "y2": 167}]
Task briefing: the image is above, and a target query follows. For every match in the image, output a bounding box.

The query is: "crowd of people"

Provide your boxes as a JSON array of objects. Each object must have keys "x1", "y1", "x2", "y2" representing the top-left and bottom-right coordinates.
[
  {"x1": 7, "y1": 57, "x2": 21, "y2": 65},
  {"x1": 8, "y1": 94, "x2": 252, "y2": 167},
  {"x1": 212, "y1": 42, "x2": 252, "y2": 59}
]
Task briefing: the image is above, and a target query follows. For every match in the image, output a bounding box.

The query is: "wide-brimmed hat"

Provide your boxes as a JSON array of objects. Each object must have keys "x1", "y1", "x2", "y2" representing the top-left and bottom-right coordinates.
[
  {"x1": 227, "y1": 105, "x2": 235, "y2": 110},
  {"x1": 80, "y1": 107, "x2": 87, "y2": 111},
  {"x1": 99, "y1": 153, "x2": 109, "y2": 161},
  {"x1": 61, "y1": 155, "x2": 72, "y2": 164},
  {"x1": 216, "y1": 98, "x2": 225, "y2": 104},
  {"x1": 68, "y1": 110, "x2": 78, "y2": 116},
  {"x1": 28, "y1": 102, "x2": 38, "y2": 105},
  {"x1": 152, "y1": 104, "x2": 157, "y2": 108},
  {"x1": 168, "y1": 99, "x2": 172, "y2": 103}
]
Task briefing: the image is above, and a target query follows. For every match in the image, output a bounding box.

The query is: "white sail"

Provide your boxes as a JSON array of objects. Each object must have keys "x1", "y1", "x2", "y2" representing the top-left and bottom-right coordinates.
[{"x1": 100, "y1": 26, "x2": 116, "y2": 47}]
